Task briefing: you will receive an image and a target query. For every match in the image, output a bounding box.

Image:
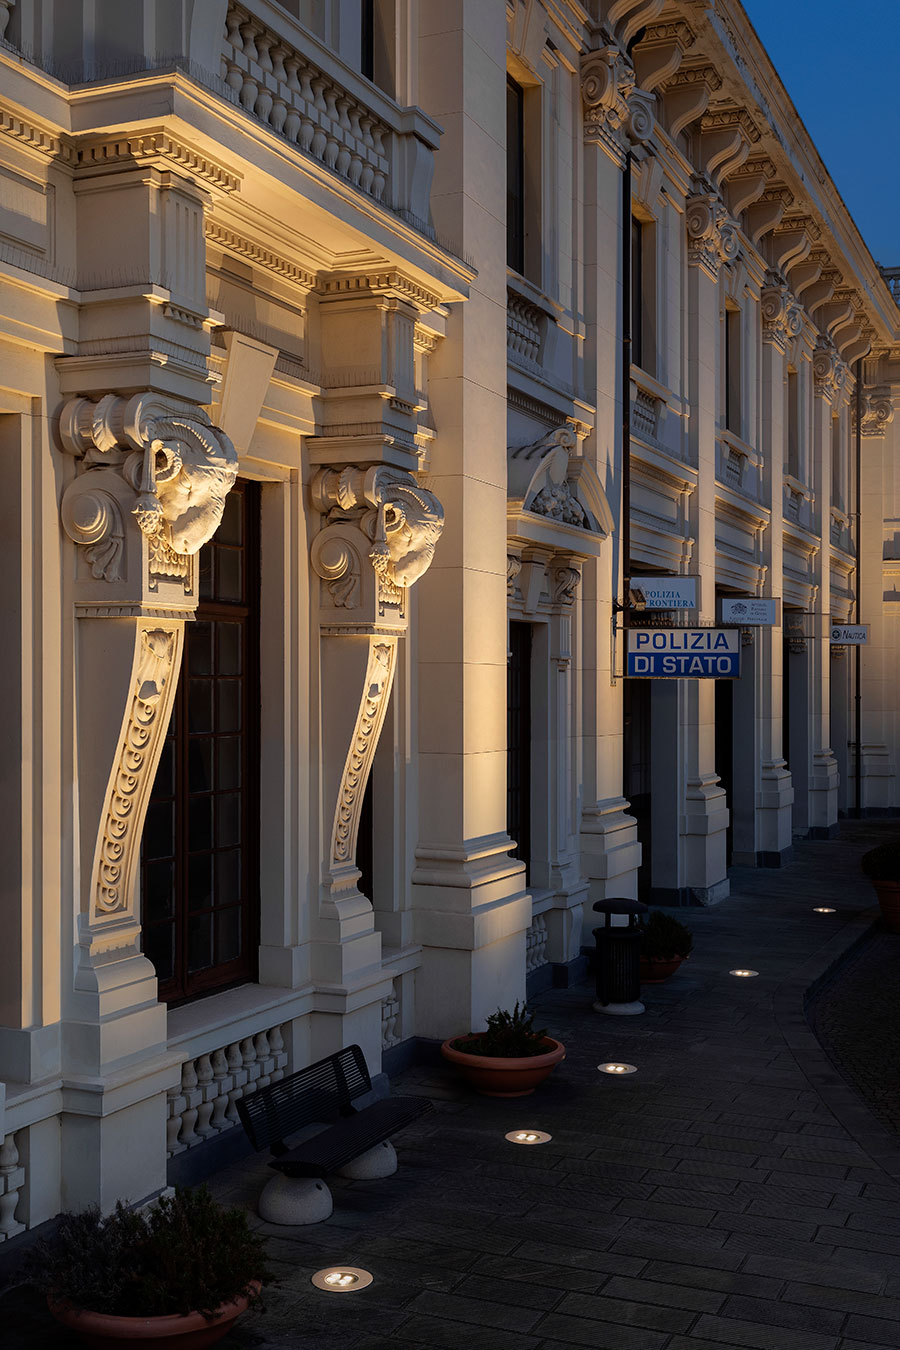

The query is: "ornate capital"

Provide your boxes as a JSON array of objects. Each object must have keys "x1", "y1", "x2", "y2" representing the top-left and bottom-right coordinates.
[
  {"x1": 685, "y1": 187, "x2": 740, "y2": 279},
  {"x1": 582, "y1": 46, "x2": 654, "y2": 162},
  {"x1": 59, "y1": 393, "x2": 238, "y2": 610},
  {"x1": 311, "y1": 465, "x2": 444, "y2": 628},
  {"x1": 761, "y1": 273, "x2": 803, "y2": 352},
  {"x1": 812, "y1": 340, "x2": 847, "y2": 401},
  {"x1": 852, "y1": 388, "x2": 895, "y2": 438}
]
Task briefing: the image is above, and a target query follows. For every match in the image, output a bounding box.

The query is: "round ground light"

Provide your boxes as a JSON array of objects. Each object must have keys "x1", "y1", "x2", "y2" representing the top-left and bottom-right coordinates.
[
  {"x1": 504, "y1": 1129, "x2": 552, "y2": 1145},
  {"x1": 311, "y1": 1267, "x2": 374, "y2": 1293},
  {"x1": 813, "y1": 907, "x2": 836, "y2": 913},
  {"x1": 729, "y1": 968, "x2": 759, "y2": 977},
  {"x1": 598, "y1": 1062, "x2": 637, "y2": 1075}
]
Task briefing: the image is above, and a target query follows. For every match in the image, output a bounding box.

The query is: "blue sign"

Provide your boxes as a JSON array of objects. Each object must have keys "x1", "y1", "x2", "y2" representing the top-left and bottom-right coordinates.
[{"x1": 627, "y1": 628, "x2": 740, "y2": 678}]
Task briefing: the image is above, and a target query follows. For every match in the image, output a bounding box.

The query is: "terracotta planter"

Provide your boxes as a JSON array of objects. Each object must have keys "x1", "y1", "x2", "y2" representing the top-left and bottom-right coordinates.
[
  {"x1": 872, "y1": 881, "x2": 900, "y2": 934},
  {"x1": 639, "y1": 955, "x2": 686, "y2": 984},
  {"x1": 48, "y1": 1282, "x2": 260, "y2": 1349},
  {"x1": 440, "y1": 1035, "x2": 565, "y2": 1097}
]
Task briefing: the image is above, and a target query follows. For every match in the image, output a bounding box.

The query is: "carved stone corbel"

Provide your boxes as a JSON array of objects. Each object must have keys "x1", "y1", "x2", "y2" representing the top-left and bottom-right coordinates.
[
  {"x1": 812, "y1": 340, "x2": 846, "y2": 403},
  {"x1": 582, "y1": 46, "x2": 654, "y2": 162},
  {"x1": 853, "y1": 389, "x2": 895, "y2": 438},
  {"x1": 59, "y1": 393, "x2": 238, "y2": 609},
  {"x1": 761, "y1": 274, "x2": 803, "y2": 353},
  {"x1": 685, "y1": 186, "x2": 740, "y2": 280},
  {"x1": 310, "y1": 465, "x2": 443, "y2": 910},
  {"x1": 55, "y1": 391, "x2": 238, "y2": 1072}
]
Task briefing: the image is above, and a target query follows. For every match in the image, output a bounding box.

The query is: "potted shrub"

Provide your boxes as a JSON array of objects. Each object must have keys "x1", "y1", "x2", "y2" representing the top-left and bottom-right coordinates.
[
  {"x1": 638, "y1": 910, "x2": 693, "y2": 983},
  {"x1": 861, "y1": 842, "x2": 900, "y2": 933},
  {"x1": 28, "y1": 1185, "x2": 270, "y2": 1348},
  {"x1": 440, "y1": 1002, "x2": 565, "y2": 1097}
]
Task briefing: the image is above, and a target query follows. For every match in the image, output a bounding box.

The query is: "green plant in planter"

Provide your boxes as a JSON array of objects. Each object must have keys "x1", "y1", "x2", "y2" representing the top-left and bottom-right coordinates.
[
  {"x1": 452, "y1": 1002, "x2": 550, "y2": 1058},
  {"x1": 861, "y1": 842, "x2": 900, "y2": 882},
  {"x1": 27, "y1": 1185, "x2": 271, "y2": 1320},
  {"x1": 639, "y1": 910, "x2": 693, "y2": 961}
]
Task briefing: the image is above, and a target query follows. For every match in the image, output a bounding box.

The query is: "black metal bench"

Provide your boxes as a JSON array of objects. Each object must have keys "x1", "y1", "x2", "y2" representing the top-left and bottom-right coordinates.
[{"x1": 236, "y1": 1043, "x2": 433, "y2": 1179}]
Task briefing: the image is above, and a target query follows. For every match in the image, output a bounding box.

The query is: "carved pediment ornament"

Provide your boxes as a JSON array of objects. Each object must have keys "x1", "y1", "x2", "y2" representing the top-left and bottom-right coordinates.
[
  {"x1": 582, "y1": 46, "x2": 654, "y2": 159},
  {"x1": 685, "y1": 187, "x2": 740, "y2": 280},
  {"x1": 509, "y1": 425, "x2": 613, "y2": 539},
  {"x1": 761, "y1": 274, "x2": 803, "y2": 353},
  {"x1": 59, "y1": 393, "x2": 238, "y2": 589}
]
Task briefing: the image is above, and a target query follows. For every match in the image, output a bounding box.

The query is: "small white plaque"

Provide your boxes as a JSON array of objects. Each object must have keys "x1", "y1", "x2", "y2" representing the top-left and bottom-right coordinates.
[
  {"x1": 629, "y1": 576, "x2": 697, "y2": 610},
  {"x1": 720, "y1": 597, "x2": 781, "y2": 626},
  {"x1": 830, "y1": 624, "x2": 868, "y2": 645}
]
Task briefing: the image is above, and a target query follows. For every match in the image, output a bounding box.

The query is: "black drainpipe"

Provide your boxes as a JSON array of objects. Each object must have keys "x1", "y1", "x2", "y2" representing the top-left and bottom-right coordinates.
[
  {"x1": 854, "y1": 357, "x2": 863, "y2": 817},
  {"x1": 621, "y1": 149, "x2": 632, "y2": 620}
]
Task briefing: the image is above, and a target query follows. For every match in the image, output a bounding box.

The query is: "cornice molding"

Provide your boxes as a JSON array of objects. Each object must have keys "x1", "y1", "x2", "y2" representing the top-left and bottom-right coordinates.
[
  {"x1": 72, "y1": 129, "x2": 241, "y2": 192},
  {"x1": 205, "y1": 219, "x2": 316, "y2": 289},
  {"x1": 315, "y1": 271, "x2": 443, "y2": 313}
]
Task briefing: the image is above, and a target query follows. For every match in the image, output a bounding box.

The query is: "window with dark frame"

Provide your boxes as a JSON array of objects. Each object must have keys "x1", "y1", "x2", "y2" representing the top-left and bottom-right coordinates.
[
  {"x1": 631, "y1": 216, "x2": 643, "y2": 372},
  {"x1": 361, "y1": 0, "x2": 375, "y2": 81},
  {"x1": 507, "y1": 75, "x2": 525, "y2": 275},
  {"x1": 140, "y1": 481, "x2": 261, "y2": 1005},
  {"x1": 507, "y1": 621, "x2": 532, "y2": 882},
  {"x1": 725, "y1": 307, "x2": 742, "y2": 434},
  {"x1": 787, "y1": 368, "x2": 800, "y2": 478}
]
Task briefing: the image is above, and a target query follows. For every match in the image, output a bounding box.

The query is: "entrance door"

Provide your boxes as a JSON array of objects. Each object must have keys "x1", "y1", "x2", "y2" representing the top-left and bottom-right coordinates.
[
  {"x1": 623, "y1": 677, "x2": 651, "y2": 897},
  {"x1": 715, "y1": 676, "x2": 734, "y2": 866},
  {"x1": 508, "y1": 622, "x2": 532, "y2": 881}
]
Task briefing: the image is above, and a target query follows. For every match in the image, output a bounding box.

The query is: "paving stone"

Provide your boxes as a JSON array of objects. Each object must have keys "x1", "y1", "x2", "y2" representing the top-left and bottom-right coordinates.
[
  {"x1": 405, "y1": 1288, "x2": 544, "y2": 1333},
  {"x1": 690, "y1": 1314, "x2": 840, "y2": 1350},
  {"x1": 720, "y1": 1295, "x2": 844, "y2": 1335},
  {"x1": 642, "y1": 1261, "x2": 783, "y2": 1299},
  {"x1": 843, "y1": 1316, "x2": 900, "y2": 1347},
  {"x1": 740, "y1": 1255, "x2": 884, "y2": 1294},
  {"x1": 599, "y1": 1273, "x2": 725, "y2": 1314},
  {"x1": 529, "y1": 1311, "x2": 668, "y2": 1348},
  {"x1": 783, "y1": 1283, "x2": 900, "y2": 1319}
]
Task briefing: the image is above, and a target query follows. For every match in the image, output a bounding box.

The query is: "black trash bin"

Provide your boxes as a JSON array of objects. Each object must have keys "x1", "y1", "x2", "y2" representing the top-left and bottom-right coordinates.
[{"x1": 592, "y1": 897, "x2": 648, "y2": 1015}]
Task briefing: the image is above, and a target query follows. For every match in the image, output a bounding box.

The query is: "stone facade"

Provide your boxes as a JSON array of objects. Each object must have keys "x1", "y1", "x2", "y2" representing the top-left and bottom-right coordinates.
[{"x1": 0, "y1": 0, "x2": 897, "y2": 1230}]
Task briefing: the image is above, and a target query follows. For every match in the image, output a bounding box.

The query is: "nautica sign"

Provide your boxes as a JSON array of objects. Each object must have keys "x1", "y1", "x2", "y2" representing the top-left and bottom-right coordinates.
[{"x1": 627, "y1": 628, "x2": 740, "y2": 678}]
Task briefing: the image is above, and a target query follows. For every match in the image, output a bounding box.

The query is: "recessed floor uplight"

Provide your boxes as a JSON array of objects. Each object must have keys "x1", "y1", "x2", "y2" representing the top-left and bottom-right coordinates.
[
  {"x1": 311, "y1": 1267, "x2": 373, "y2": 1293},
  {"x1": 730, "y1": 969, "x2": 759, "y2": 977},
  {"x1": 598, "y1": 1062, "x2": 637, "y2": 1075},
  {"x1": 813, "y1": 907, "x2": 836, "y2": 914},
  {"x1": 505, "y1": 1129, "x2": 552, "y2": 1145}
]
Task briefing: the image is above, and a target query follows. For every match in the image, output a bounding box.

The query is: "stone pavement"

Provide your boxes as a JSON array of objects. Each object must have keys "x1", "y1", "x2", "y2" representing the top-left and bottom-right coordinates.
[{"x1": 4, "y1": 820, "x2": 900, "y2": 1349}]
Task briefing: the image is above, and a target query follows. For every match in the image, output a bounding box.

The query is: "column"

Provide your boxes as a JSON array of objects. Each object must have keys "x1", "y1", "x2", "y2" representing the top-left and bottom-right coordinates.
[
  {"x1": 807, "y1": 349, "x2": 840, "y2": 834},
  {"x1": 413, "y1": 3, "x2": 530, "y2": 1037}
]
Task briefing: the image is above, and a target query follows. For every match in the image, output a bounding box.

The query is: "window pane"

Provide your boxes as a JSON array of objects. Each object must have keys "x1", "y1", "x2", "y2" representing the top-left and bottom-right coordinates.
[
  {"x1": 188, "y1": 679, "x2": 213, "y2": 734},
  {"x1": 144, "y1": 860, "x2": 175, "y2": 924},
  {"x1": 217, "y1": 491, "x2": 243, "y2": 546},
  {"x1": 217, "y1": 680, "x2": 241, "y2": 734},
  {"x1": 187, "y1": 912, "x2": 213, "y2": 972},
  {"x1": 217, "y1": 623, "x2": 242, "y2": 676},
  {"x1": 187, "y1": 854, "x2": 213, "y2": 911},
  {"x1": 144, "y1": 802, "x2": 175, "y2": 861},
  {"x1": 216, "y1": 850, "x2": 241, "y2": 905},
  {"x1": 198, "y1": 547, "x2": 214, "y2": 601},
  {"x1": 217, "y1": 793, "x2": 241, "y2": 848},
  {"x1": 187, "y1": 796, "x2": 213, "y2": 853},
  {"x1": 144, "y1": 922, "x2": 175, "y2": 984},
  {"x1": 188, "y1": 622, "x2": 213, "y2": 675},
  {"x1": 187, "y1": 737, "x2": 213, "y2": 794},
  {"x1": 154, "y1": 738, "x2": 175, "y2": 797},
  {"x1": 215, "y1": 907, "x2": 241, "y2": 964},
  {"x1": 217, "y1": 738, "x2": 241, "y2": 790},
  {"x1": 216, "y1": 548, "x2": 242, "y2": 602}
]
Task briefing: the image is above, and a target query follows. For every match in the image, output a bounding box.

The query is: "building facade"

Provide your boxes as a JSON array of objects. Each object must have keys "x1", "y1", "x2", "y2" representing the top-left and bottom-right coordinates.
[{"x1": 0, "y1": 0, "x2": 898, "y2": 1233}]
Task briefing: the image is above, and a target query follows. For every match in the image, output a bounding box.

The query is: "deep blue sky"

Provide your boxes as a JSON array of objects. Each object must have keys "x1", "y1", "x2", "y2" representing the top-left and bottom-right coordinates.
[{"x1": 741, "y1": 0, "x2": 899, "y2": 266}]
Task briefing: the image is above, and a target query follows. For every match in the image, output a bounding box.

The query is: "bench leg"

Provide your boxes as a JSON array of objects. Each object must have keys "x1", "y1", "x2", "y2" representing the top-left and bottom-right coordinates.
[
  {"x1": 259, "y1": 1174, "x2": 333, "y2": 1225},
  {"x1": 337, "y1": 1140, "x2": 398, "y2": 1180}
]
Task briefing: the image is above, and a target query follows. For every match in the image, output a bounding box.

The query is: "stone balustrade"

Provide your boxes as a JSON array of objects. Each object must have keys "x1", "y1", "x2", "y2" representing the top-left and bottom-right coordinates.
[
  {"x1": 507, "y1": 288, "x2": 544, "y2": 364},
  {"x1": 166, "y1": 1023, "x2": 288, "y2": 1157},
  {"x1": 0, "y1": 1131, "x2": 25, "y2": 1241},
  {"x1": 222, "y1": 3, "x2": 393, "y2": 204},
  {"x1": 525, "y1": 912, "x2": 549, "y2": 975}
]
